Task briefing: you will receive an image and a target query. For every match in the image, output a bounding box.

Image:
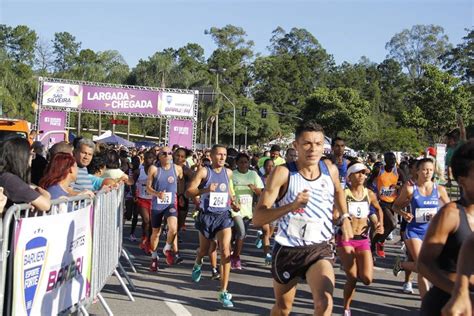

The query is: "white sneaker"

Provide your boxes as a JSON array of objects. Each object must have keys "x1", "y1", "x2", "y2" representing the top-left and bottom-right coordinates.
[
  {"x1": 386, "y1": 232, "x2": 394, "y2": 241},
  {"x1": 402, "y1": 282, "x2": 414, "y2": 294},
  {"x1": 343, "y1": 309, "x2": 351, "y2": 316}
]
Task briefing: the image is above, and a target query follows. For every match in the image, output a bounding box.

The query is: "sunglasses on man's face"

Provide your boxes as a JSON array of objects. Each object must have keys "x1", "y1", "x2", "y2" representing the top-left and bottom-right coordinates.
[{"x1": 160, "y1": 151, "x2": 173, "y2": 156}]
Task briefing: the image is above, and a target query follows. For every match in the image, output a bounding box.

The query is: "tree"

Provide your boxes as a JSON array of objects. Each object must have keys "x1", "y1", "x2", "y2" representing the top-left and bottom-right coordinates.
[
  {"x1": 441, "y1": 29, "x2": 474, "y2": 84},
  {"x1": 368, "y1": 127, "x2": 426, "y2": 154},
  {"x1": 173, "y1": 43, "x2": 208, "y2": 89},
  {"x1": 206, "y1": 25, "x2": 254, "y2": 97},
  {"x1": 377, "y1": 58, "x2": 411, "y2": 115},
  {"x1": 402, "y1": 65, "x2": 472, "y2": 142},
  {"x1": 0, "y1": 24, "x2": 37, "y2": 65},
  {"x1": 53, "y1": 32, "x2": 81, "y2": 72},
  {"x1": 302, "y1": 87, "x2": 372, "y2": 148},
  {"x1": 128, "y1": 50, "x2": 175, "y2": 88},
  {"x1": 34, "y1": 38, "x2": 54, "y2": 75},
  {"x1": 253, "y1": 27, "x2": 334, "y2": 135},
  {"x1": 386, "y1": 24, "x2": 451, "y2": 79}
]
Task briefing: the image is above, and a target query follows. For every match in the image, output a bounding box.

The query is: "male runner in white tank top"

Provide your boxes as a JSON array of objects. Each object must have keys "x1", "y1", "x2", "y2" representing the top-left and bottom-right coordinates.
[{"x1": 254, "y1": 121, "x2": 353, "y2": 316}]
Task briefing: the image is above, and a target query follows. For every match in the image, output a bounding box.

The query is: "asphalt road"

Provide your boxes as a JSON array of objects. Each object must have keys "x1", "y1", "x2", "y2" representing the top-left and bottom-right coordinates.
[{"x1": 87, "y1": 217, "x2": 421, "y2": 316}]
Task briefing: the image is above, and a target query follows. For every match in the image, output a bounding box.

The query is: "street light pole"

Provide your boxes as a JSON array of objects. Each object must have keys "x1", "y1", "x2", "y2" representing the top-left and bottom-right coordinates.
[{"x1": 220, "y1": 92, "x2": 236, "y2": 148}]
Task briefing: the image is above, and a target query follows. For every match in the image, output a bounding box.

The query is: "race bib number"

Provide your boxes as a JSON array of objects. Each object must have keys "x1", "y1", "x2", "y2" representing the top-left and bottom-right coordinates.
[
  {"x1": 380, "y1": 186, "x2": 395, "y2": 197},
  {"x1": 348, "y1": 201, "x2": 369, "y2": 219},
  {"x1": 287, "y1": 216, "x2": 323, "y2": 242},
  {"x1": 156, "y1": 192, "x2": 172, "y2": 205},
  {"x1": 239, "y1": 194, "x2": 253, "y2": 208},
  {"x1": 209, "y1": 192, "x2": 228, "y2": 208},
  {"x1": 415, "y1": 207, "x2": 436, "y2": 223}
]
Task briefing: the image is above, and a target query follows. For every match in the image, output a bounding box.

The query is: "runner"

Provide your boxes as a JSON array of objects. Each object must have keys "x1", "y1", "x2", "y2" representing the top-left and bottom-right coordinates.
[
  {"x1": 186, "y1": 144, "x2": 237, "y2": 307},
  {"x1": 285, "y1": 148, "x2": 297, "y2": 163},
  {"x1": 134, "y1": 151, "x2": 155, "y2": 255},
  {"x1": 418, "y1": 140, "x2": 474, "y2": 316},
  {"x1": 398, "y1": 158, "x2": 418, "y2": 294},
  {"x1": 255, "y1": 158, "x2": 276, "y2": 265},
  {"x1": 331, "y1": 137, "x2": 351, "y2": 189},
  {"x1": 337, "y1": 162, "x2": 384, "y2": 316},
  {"x1": 369, "y1": 152, "x2": 406, "y2": 258},
  {"x1": 146, "y1": 146, "x2": 184, "y2": 271},
  {"x1": 441, "y1": 232, "x2": 474, "y2": 316},
  {"x1": 253, "y1": 120, "x2": 354, "y2": 316},
  {"x1": 392, "y1": 158, "x2": 450, "y2": 298},
  {"x1": 173, "y1": 147, "x2": 194, "y2": 263},
  {"x1": 231, "y1": 152, "x2": 264, "y2": 269}
]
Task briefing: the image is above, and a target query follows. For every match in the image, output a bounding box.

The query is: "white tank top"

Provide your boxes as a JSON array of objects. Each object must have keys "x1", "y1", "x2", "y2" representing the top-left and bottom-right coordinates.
[
  {"x1": 136, "y1": 165, "x2": 152, "y2": 200},
  {"x1": 275, "y1": 161, "x2": 335, "y2": 247}
]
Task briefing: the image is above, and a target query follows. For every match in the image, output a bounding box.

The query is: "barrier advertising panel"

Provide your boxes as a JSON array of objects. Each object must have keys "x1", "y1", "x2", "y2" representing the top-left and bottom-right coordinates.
[
  {"x1": 12, "y1": 205, "x2": 93, "y2": 316},
  {"x1": 81, "y1": 86, "x2": 159, "y2": 114},
  {"x1": 168, "y1": 119, "x2": 193, "y2": 149},
  {"x1": 38, "y1": 110, "x2": 67, "y2": 146},
  {"x1": 41, "y1": 82, "x2": 83, "y2": 108},
  {"x1": 158, "y1": 92, "x2": 194, "y2": 117}
]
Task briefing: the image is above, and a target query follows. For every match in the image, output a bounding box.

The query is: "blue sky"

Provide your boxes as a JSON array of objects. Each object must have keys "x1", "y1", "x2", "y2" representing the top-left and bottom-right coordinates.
[{"x1": 1, "y1": 0, "x2": 472, "y2": 68}]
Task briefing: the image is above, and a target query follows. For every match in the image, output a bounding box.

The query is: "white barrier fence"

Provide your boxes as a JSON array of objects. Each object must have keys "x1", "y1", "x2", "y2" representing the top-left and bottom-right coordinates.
[{"x1": 0, "y1": 185, "x2": 135, "y2": 316}]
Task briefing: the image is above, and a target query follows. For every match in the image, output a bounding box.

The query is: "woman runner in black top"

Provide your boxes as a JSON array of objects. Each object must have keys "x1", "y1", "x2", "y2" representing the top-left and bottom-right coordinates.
[{"x1": 418, "y1": 140, "x2": 474, "y2": 316}]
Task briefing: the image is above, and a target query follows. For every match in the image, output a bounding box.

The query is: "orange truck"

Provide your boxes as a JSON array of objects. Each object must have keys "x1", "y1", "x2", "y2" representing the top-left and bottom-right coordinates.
[{"x1": 0, "y1": 118, "x2": 31, "y2": 143}]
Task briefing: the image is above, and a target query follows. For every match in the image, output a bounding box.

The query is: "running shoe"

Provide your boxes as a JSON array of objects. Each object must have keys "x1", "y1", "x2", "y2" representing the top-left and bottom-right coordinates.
[
  {"x1": 402, "y1": 282, "x2": 414, "y2": 294},
  {"x1": 164, "y1": 250, "x2": 175, "y2": 265},
  {"x1": 218, "y1": 291, "x2": 234, "y2": 308},
  {"x1": 375, "y1": 242, "x2": 386, "y2": 258},
  {"x1": 255, "y1": 231, "x2": 263, "y2": 249},
  {"x1": 150, "y1": 258, "x2": 158, "y2": 272},
  {"x1": 230, "y1": 256, "x2": 237, "y2": 270},
  {"x1": 343, "y1": 309, "x2": 351, "y2": 316},
  {"x1": 139, "y1": 237, "x2": 147, "y2": 250},
  {"x1": 174, "y1": 253, "x2": 184, "y2": 264},
  {"x1": 234, "y1": 256, "x2": 242, "y2": 270},
  {"x1": 129, "y1": 234, "x2": 137, "y2": 242},
  {"x1": 211, "y1": 268, "x2": 220, "y2": 280},
  {"x1": 386, "y1": 232, "x2": 394, "y2": 241},
  {"x1": 265, "y1": 253, "x2": 272, "y2": 266},
  {"x1": 393, "y1": 256, "x2": 403, "y2": 277},
  {"x1": 192, "y1": 264, "x2": 202, "y2": 282}
]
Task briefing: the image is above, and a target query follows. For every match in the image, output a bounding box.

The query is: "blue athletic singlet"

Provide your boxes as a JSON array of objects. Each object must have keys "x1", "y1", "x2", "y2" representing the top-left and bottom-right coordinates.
[
  {"x1": 200, "y1": 166, "x2": 231, "y2": 214},
  {"x1": 275, "y1": 161, "x2": 335, "y2": 247},
  {"x1": 337, "y1": 159, "x2": 348, "y2": 189},
  {"x1": 151, "y1": 163, "x2": 177, "y2": 211},
  {"x1": 407, "y1": 183, "x2": 440, "y2": 232}
]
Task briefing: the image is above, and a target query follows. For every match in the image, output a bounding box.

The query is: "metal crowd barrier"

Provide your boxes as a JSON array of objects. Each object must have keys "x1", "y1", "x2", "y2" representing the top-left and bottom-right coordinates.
[
  {"x1": 0, "y1": 184, "x2": 136, "y2": 316},
  {"x1": 87, "y1": 185, "x2": 136, "y2": 316}
]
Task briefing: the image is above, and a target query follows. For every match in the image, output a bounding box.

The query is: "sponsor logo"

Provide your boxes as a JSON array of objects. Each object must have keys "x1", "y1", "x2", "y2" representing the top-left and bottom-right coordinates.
[
  {"x1": 23, "y1": 234, "x2": 48, "y2": 316},
  {"x1": 167, "y1": 176, "x2": 175, "y2": 184},
  {"x1": 292, "y1": 208, "x2": 305, "y2": 214},
  {"x1": 283, "y1": 271, "x2": 290, "y2": 279},
  {"x1": 219, "y1": 183, "x2": 227, "y2": 191}
]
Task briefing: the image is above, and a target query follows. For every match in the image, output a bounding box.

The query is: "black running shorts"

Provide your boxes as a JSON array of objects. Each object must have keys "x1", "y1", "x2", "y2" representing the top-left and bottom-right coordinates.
[{"x1": 271, "y1": 241, "x2": 335, "y2": 284}]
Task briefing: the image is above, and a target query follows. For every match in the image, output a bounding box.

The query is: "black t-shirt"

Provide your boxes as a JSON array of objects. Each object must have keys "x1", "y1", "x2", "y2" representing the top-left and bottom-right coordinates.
[
  {"x1": 0, "y1": 172, "x2": 41, "y2": 210},
  {"x1": 31, "y1": 154, "x2": 48, "y2": 185}
]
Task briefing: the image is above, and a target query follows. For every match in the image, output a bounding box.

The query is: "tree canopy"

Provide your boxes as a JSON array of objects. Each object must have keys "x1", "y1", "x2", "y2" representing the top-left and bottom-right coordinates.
[{"x1": 0, "y1": 23, "x2": 472, "y2": 153}]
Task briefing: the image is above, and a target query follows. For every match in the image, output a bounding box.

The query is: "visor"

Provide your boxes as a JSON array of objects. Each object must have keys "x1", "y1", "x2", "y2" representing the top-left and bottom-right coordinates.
[{"x1": 346, "y1": 163, "x2": 370, "y2": 181}]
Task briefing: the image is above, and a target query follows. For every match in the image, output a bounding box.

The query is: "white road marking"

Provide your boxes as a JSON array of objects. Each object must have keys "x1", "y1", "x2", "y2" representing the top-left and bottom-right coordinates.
[{"x1": 165, "y1": 299, "x2": 192, "y2": 316}]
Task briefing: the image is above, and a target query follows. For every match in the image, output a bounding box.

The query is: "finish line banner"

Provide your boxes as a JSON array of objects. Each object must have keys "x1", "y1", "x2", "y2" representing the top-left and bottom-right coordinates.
[
  {"x1": 41, "y1": 80, "x2": 196, "y2": 117},
  {"x1": 12, "y1": 205, "x2": 94, "y2": 316}
]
